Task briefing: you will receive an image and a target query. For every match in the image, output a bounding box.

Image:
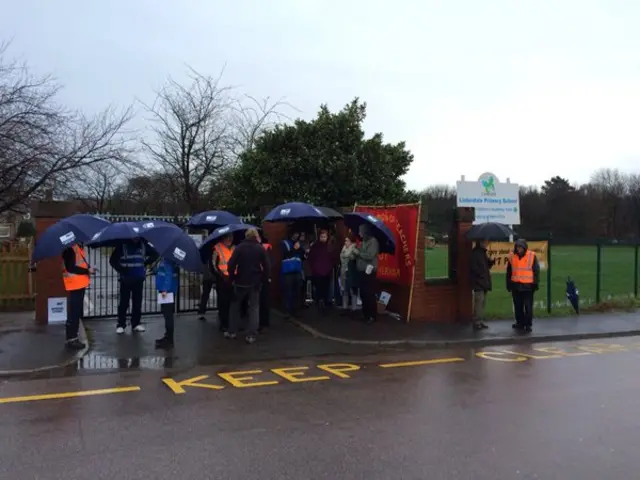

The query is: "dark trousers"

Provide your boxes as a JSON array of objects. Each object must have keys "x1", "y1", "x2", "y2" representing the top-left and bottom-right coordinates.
[
  {"x1": 161, "y1": 302, "x2": 175, "y2": 340},
  {"x1": 117, "y1": 277, "x2": 144, "y2": 328},
  {"x1": 259, "y1": 282, "x2": 270, "y2": 328},
  {"x1": 216, "y1": 282, "x2": 233, "y2": 331},
  {"x1": 198, "y1": 278, "x2": 215, "y2": 315},
  {"x1": 66, "y1": 288, "x2": 85, "y2": 341},
  {"x1": 512, "y1": 290, "x2": 534, "y2": 326},
  {"x1": 313, "y1": 275, "x2": 331, "y2": 307},
  {"x1": 358, "y1": 271, "x2": 377, "y2": 321},
  {"x1": 282, "y1": 273, "x2": 301, "y2": 315},
  {"x1": 230, "y1": 285, "x2": 260, "y2": 336}
]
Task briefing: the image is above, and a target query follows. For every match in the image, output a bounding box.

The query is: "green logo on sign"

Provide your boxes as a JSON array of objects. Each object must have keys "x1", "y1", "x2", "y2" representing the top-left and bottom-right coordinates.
[{"x1": 481, "y1": 175, "x2": 496, "y2": 194}]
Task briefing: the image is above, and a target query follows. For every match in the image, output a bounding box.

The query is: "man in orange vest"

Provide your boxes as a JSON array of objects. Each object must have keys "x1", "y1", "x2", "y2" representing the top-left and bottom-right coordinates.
[
  {"x1": 212, "y1": 233, "x2": 235, "y2": 333},
  {"x1": 259, "y1": 234, "x2": 272, "y2": 332},
  {"x1": 506, "y1": 239, "x2": 540, "y2": 332},
  {"x1": 61, "y1": 243, "x2": 95, "y2": 349}
]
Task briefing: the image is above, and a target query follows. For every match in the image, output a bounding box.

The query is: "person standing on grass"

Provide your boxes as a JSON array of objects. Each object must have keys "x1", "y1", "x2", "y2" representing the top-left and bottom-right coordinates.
[
  {"x1": 469, "y1": 239, "x2": 495, "y2": 330},
  {"x1": 225, "y1": 228, "x2": 270, "y2": 344},
  {"x1": 154, "y1": 258, "x2": 178, "y2": 350},
  {"x1": 506, "y1": 239, "x2": 540, "y2": 333}
]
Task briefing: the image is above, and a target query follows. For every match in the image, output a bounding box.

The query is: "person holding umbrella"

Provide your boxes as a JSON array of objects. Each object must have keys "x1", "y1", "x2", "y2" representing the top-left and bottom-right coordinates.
[
  {"x1": 506, "y1": 239, "x2": 540, "y2": 332},
  {"x1": 469, "y1": 239, "x2": 495, "y2": 330},
  {"x1": 211, "y1": 232, "x2": 235, "y2": 333},
  {"x1": 61, "y1": 242, "x2": 95, "y2": 349},
  {"x1": 353, "y1": 224, "x2": 380, "y2": 324},
  {"x1": 32, "y1": 214, "x2": 111, "y2": 349},
  {"x1": 110, "y1": 236, "x2": 158, "y2": 334}
]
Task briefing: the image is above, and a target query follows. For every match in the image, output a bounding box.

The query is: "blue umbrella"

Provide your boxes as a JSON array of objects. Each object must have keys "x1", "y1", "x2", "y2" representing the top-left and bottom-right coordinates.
[
  {"x1": 343, "y1": 212, "x2": 396, "y2": 255},
  {"x1": 202, "y1": 223, "x2": 258, "y2": 248},
  {"x1": 264, "y1": 202, "x2": 328, "y2": 222},
  {"x1": 32, "y1": 214, "x2": 111, "y2": 262},
  {"x1": 138, "y1": 222, "x2": 203, "y2": 273},
  {"x1": 187, "y1": 210, "x2": 242, "y2": 230},
  {"x1": 86, "y1": 221, "x2": 146, "y2": 248},
  {"x1": 566, "y1": 277, "x2": 580, "y2": 314}
]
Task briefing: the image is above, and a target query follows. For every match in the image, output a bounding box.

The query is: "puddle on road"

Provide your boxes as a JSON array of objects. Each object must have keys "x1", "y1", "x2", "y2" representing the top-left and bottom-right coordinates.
[{"x1": 75, "y1": 351, "x2": 183, "y2": 371}]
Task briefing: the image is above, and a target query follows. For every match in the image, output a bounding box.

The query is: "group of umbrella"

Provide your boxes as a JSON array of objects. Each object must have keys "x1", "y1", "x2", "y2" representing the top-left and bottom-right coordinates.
[{"x1": 31, "y1": 200, "x2": 397, "y2": 291}]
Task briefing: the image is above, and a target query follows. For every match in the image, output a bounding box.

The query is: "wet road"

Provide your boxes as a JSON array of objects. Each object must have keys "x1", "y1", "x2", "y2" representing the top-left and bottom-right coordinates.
[{"x1": 2, "y1": 337, "x2": 640, "y2": 479}]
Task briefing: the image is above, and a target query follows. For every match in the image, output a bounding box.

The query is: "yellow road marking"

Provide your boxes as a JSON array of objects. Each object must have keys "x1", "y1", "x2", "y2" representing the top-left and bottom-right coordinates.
[
  {"x1": 0, "y1": 386, "x2": 141, "y2": 405},
  {"x1": 317, "y1": 363, "x2": 361, "y2": 378},
  {"x1": 162, "y1": 375, "x2": 225, "y2": 394},
  {"x1": 379, "y1": 357, "x2": 465, "y2": 368}
]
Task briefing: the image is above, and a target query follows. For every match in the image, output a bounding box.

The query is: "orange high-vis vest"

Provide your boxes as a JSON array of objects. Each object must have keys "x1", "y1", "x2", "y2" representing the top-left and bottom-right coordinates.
[
  {"x1": 214, "y1": 243, "x2": 234, "y2": 276},
  {"x1": 62, "y1": 244, "x2": 90, "y2": 291},
  {"x1": 509, "y1": 250, "x2": 535, "y2": 284}
]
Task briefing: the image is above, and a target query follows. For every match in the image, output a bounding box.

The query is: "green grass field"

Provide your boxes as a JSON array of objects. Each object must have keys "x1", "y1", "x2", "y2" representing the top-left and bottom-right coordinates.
[{"x1": 425, "y1": 245, "x2": 639, "y2": 318}]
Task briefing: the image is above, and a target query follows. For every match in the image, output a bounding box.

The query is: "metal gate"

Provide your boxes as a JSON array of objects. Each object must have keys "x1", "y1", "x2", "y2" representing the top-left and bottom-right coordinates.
[{"x1": 81, "y1": 214, "x2": 213, "y2": 320}]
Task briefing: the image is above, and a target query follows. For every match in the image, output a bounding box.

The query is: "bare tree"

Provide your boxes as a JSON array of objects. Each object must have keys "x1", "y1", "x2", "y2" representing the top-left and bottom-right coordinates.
[
  {"x1": 590, "y1": 168, "x2": 628, "y2": 238},
  {"x1": 141, "y1": 67, "x2": 292, "y2": 212},
  {"x1": 0, "y1": 43, "x2": 134, "y2": 214},
  {"x1": 65, "y1": 160, "x2": 133, "y2": 213},
  {"x1": 227, "y1": 94, "x2": 293, "y2": 158},
  {"x1": 626, "y1": 173, "x2": 640, "y2": 237}
]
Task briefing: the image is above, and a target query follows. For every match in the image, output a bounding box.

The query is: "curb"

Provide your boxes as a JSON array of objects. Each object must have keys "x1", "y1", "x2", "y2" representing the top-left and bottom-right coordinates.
[
  {"x1": 0, "y1": 321, "x2": 90, "y2": 378},
  {"x1": 289, "y1": 317, "x2": 640, "y2": 349}
]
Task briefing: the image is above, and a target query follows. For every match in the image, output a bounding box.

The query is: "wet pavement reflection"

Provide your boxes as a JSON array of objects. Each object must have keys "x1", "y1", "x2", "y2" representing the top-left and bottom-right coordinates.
[{"x1": 3, "y1": 337, "x2": 640, "y2": 479}]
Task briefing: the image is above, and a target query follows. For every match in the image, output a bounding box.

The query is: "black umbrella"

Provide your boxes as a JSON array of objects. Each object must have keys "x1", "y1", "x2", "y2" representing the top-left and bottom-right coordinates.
[{"x1": 466, "y1": 222, "x2": 515, "y2": 241}]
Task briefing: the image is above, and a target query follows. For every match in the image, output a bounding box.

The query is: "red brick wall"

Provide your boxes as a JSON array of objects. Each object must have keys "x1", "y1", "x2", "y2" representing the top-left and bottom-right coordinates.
[
  {"x1": 409, "y1": 208, "x2": 474, "y2": 323},
  {"x1": 262, "y1": 222, "x2": 288, "y2": 305}
]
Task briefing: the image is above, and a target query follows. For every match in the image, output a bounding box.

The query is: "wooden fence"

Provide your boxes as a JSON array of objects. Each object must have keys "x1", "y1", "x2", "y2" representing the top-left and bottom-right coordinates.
[{"x1": 0, "y1": 241, "x2": 34, "y2": 311}]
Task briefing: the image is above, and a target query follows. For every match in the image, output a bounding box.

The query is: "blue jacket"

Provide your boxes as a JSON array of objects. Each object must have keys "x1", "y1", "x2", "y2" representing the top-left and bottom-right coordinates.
[
  {"x1": 155, "y1": 259, "x2": 178, "y2": 293},
  {"x1": 110, "y1": 242, "x2": 152, "y2": 279},
  {"x1": 280, "y1": 239, "x2": 303, "y2": 274}
]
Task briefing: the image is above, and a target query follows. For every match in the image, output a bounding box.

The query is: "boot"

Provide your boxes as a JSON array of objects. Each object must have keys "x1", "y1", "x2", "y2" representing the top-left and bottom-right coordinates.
[{"x1": 155, "y1": 335, "x2": 174, "y2": 349}]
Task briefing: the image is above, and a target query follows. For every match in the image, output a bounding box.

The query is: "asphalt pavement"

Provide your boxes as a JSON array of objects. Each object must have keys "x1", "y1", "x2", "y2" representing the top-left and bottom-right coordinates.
[{"x1": 2, "y1": 336, "x2": 640, "y2": 479}]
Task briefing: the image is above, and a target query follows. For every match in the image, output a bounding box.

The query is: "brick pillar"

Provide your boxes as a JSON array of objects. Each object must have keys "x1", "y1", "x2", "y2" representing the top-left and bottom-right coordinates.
[
  {"x1": 453, "y1": 207, "x2": 474, "y2": 322},
  {"x1": 262, "y1": 221, "x2": 288, "y2": 306},
  {"x1": 33, "y1": 201, "x2": 78, "y2": 324}
]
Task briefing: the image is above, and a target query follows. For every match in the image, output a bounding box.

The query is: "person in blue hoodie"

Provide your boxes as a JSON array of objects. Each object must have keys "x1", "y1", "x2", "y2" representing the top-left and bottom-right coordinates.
[{"x1": 154, "y1": 258, "x2": 179, "y2": 349}]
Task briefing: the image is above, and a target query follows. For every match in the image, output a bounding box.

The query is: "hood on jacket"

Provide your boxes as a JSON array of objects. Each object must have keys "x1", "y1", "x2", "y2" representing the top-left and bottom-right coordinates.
[{"x1": 514, "y1": 239, "x2": 528, "y2": 253}]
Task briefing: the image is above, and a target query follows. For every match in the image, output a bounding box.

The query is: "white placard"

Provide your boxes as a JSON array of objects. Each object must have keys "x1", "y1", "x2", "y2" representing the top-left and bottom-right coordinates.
[
  {"x1": 456, "y1": 172, "x2": 521, "y2": 225},
  {"x1": 158, "y1": 292, "x2": 175, "y2": 304},
  {"x1": 48, "y1": 297, "x2": 67, "y2": 324}
]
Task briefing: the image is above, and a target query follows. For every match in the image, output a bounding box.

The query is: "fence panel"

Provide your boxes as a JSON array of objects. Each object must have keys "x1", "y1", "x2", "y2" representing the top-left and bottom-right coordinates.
[
  {"x1": 83, "y1": 247, "x2": 216, "y2": 319},
  {"x1": 0, "y1": 241, "x2": 34, "y2": 311},
  {"x1": 600, "y1": 245, "x2": 636, "y2": 302}
]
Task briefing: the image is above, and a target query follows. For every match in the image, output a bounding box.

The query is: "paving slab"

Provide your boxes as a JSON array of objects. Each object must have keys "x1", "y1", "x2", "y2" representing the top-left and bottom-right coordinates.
[
  {"x1": 290, "y1": 307, "x2": 640, "y2": 347},
  {"x1": 0, "y1": 311, "x2": 88, "y2": 376}
]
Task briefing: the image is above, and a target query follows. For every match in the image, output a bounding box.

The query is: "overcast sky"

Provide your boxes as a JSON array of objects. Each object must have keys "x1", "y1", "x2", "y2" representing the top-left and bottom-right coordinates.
[{"x1": 2, "y1": 0, "x2": 639, "y2": 190}]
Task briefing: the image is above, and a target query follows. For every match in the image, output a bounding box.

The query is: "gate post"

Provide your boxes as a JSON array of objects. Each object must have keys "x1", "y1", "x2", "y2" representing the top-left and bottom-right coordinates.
[
  {"x1": 33, "y1": 200, "x2": 78, "y2": 325},
  {"x1": 453, "y1": 207, "x2": 474, "y2": 322}
]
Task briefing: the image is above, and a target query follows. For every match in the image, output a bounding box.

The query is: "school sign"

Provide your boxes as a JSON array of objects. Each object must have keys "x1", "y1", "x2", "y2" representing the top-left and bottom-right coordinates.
[{"x1": 456, "y1": 172, "x2": 521, "y2": 225}]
